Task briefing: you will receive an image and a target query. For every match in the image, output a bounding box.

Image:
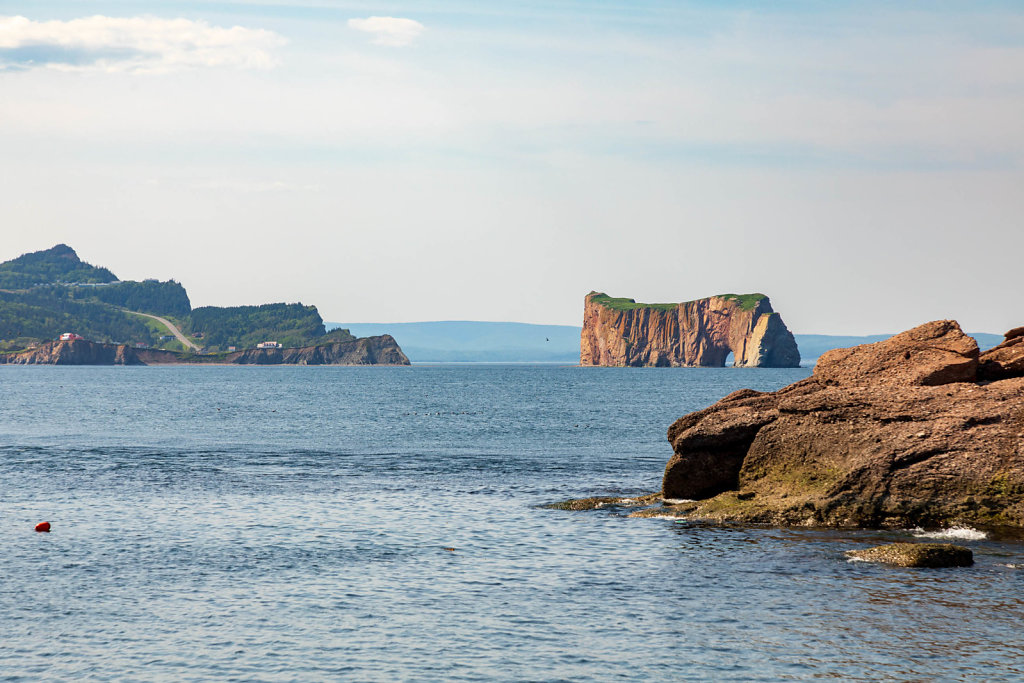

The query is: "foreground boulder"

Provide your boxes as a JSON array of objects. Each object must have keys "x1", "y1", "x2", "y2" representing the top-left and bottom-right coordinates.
[
  {"x1": 659, "y1": 320, "x2": 1024, "y2": 528},
  {"x1": 847, "y1": 543, "x2": 974, "y2": 568}
]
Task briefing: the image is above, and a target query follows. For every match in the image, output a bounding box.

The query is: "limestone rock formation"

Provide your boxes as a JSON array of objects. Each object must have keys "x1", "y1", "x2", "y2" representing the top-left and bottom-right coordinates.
[
  {"x1": 580, "y1": 292, "x2": 799, "y2": 367},
  {"x1": 658, "y1": 320, "x2": 1024, "y2": 528}
]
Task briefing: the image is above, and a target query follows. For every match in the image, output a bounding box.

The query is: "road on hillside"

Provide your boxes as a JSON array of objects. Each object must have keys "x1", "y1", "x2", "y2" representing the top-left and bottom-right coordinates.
[{"x1": 129, "y1": 311, "x2": 199, "y2": 351}]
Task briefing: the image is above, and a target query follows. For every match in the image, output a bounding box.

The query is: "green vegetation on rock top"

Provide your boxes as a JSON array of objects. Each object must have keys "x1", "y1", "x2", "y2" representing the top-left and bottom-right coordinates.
[
  {"x1": 71, "y1": 280, "x2": 191, "y2": 318},
  {"x1": 588, "y1": 293, "x2": 678, "y2": 312},
  {"x1": 187, "y1": 303, "x2": 354, "y2": 350},
  {"x1": 589, "y1": 291, "x2": 767, "y2": 312},
  {"x1": 716, "y1": 293, "x2": 768, "y2": 311},
  {"x1": 0, "y1": 244, "x2": 117, "y2": 289}
]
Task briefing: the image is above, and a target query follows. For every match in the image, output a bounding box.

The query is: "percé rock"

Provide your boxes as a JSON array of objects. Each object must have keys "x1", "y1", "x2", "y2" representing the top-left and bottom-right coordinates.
[
  {"x1": 580, "y1": 292, "x2": 800, "y2": 367},
  {"x1": 847, "y1": 543, "x2": 974, "y2": 568},
  {"x1": 1, "y1": 335, "x2": 410, "y2": 366},
  {"x1": 225, "y1": 335, "x2": 410, "y2": 365},
  {"x1": 658, "y1": 320, "x2": 1024, "y2": 528}
]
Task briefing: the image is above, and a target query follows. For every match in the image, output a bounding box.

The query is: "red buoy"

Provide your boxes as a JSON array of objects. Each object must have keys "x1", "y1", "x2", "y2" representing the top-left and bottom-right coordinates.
[{"x1": 35, "y1": 522, "x2": 51, "y2": 533}]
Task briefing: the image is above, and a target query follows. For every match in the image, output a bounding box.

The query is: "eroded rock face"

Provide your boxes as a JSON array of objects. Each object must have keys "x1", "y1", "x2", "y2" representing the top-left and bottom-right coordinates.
[
  {"x1": 579, "y1": 292, "x2": 800, "y2": 367},
  {"x1": 3, "y1": 339, "x2": 143, "y2": 365},
  {"x1": 661, "y1": 321, "x2": 1024, "y2": 528},
  {"x1": 2, "y1": 336, "x2": 410, "y2": 366}
]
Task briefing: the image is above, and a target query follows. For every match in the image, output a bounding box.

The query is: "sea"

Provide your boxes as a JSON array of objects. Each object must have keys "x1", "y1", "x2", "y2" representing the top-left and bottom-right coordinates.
[{"x1": 1, "y1": 365, "x2": 1022, "y2": 681}]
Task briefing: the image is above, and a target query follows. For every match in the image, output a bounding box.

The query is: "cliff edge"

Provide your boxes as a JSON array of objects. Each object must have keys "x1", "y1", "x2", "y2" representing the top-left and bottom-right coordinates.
[{"x1": 580, "y1": 292, "x2": 800, "y2": 367}]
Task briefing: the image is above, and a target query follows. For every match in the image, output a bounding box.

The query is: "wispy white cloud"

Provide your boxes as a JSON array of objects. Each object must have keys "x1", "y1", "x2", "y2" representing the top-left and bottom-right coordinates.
[
  {"x1": 193, "y1": 178, "x2": 321, "y2": 193},
  {"x1": 347, "y1": 17, "x2": 424, "y2": 47},
  {"x1": 0, "y1": 15, "x2": 286, "y2": 73}
]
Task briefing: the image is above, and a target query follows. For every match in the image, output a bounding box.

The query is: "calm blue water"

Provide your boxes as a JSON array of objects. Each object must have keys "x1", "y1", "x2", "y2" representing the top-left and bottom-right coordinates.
[{"x1": 1, "y1": 365, "x2": 1022, "y2": 681}]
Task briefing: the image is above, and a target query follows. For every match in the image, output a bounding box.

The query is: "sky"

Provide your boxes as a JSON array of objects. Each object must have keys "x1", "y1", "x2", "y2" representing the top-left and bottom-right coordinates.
[{"x1": 1, "y1": 1, "x2": 1022, "y2": 334}]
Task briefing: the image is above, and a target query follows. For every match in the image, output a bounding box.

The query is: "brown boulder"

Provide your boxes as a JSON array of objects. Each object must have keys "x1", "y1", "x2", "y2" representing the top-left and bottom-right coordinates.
[
  {"x1": 815, "y1": 320, "x2": 978, "y2": 387},
  {"x1": 979, "y1": 327, "x2": 1024, "y2": 381},
  {"x1": 660, "y1": 320, "x2": 1024, "y2": 528}
]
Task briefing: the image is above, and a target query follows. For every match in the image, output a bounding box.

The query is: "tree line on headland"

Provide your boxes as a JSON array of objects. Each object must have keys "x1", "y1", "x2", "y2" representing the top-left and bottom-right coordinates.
[{"x1": 0, "y1": 245, "x2": 352, "y2": 353}]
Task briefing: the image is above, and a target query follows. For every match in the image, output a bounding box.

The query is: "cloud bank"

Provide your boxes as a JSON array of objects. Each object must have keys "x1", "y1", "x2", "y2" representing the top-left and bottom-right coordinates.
[
  {"x1": 0, "y1": 15, "x2": 286, "y2": 73},
  {"x1": 347, "y1": 17, "x2": 424, "y2": 47}
]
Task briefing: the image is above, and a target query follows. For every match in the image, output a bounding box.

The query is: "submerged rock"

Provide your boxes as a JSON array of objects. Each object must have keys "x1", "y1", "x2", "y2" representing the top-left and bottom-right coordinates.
[
  {"x1": 544, "y1": 493, "x2": 661, "y2": 511},
  {"x1": 661, "y1": 320, "x2": 1024, "y2": 528},
  {"x1": 847, "y1": 543, "x2": 974, "y2": 568}
]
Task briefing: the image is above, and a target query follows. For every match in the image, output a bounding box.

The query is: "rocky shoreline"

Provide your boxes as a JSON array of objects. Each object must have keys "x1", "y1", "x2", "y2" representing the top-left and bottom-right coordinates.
[
  {"x1": 0, "y1": 335, "x2": 410, "y2": 366},
  {"x1": 558, "y1": 320, "x2": 1024, "y2": 530}
]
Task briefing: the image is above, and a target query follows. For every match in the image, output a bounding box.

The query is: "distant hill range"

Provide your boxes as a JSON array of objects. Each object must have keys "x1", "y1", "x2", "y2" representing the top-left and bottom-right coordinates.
[
  {"x1": 0, "y1": 244, "x2": 357, "y2": 354},
  {"x1": 332, "y1": 321, "x2": 583, "y2": 362},
  {"x1": 329, "y1": 321, "x2": 1004, "y2": 364}
]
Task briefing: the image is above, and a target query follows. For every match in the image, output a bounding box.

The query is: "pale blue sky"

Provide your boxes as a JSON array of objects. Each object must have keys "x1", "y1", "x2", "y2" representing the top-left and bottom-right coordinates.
[{"x1": 2, "y1": 1, "x2": 1022, "y2": 333}]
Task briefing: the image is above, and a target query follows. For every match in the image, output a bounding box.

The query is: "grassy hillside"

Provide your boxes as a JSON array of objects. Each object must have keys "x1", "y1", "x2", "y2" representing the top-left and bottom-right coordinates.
[
  {"x1": 70, "y1": 280, "x2": 191, "y2": 318},
  {"x1": 0, "y1": 289, "x2": 157, "y2": 348},
  {"x1": 189, "y1": 303, "x2": 354, "y2": 350},
  {"x1": 0, "y1": 245, "x2": 351, "y2": 351}
]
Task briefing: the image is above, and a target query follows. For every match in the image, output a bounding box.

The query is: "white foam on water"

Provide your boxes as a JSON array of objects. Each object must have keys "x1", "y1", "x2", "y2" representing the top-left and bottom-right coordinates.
[
  {"x1": 999, "y1": 563, "x2": 1019, "y2": 569},
  {"x1": 911, "y1": 526, "x2": 988, "y2": 541},
  {"x1": 661, "y1": 498, "x2": 694, "y2": 505}
]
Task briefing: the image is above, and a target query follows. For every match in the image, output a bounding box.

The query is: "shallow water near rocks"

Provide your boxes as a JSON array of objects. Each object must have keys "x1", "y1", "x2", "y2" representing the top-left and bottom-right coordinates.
[{"x1": 1, "y1": 365, "x2": 1022, "y2": 680}]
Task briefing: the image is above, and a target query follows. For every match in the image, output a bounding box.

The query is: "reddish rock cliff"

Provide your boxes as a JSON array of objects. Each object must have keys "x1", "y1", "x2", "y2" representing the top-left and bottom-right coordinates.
[
  {"x1": 1, "y1": 335, "x2": 410, "y2": 366},
  {"x1": 2, "y1": 339, "x2": 144, "y2": 365},
  {"x1": 580, "y1": 292, "x2": 800, "y2": 367},
  {"x1": 655, "y1": 320, "x2": 1024, "y2": 528}
]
